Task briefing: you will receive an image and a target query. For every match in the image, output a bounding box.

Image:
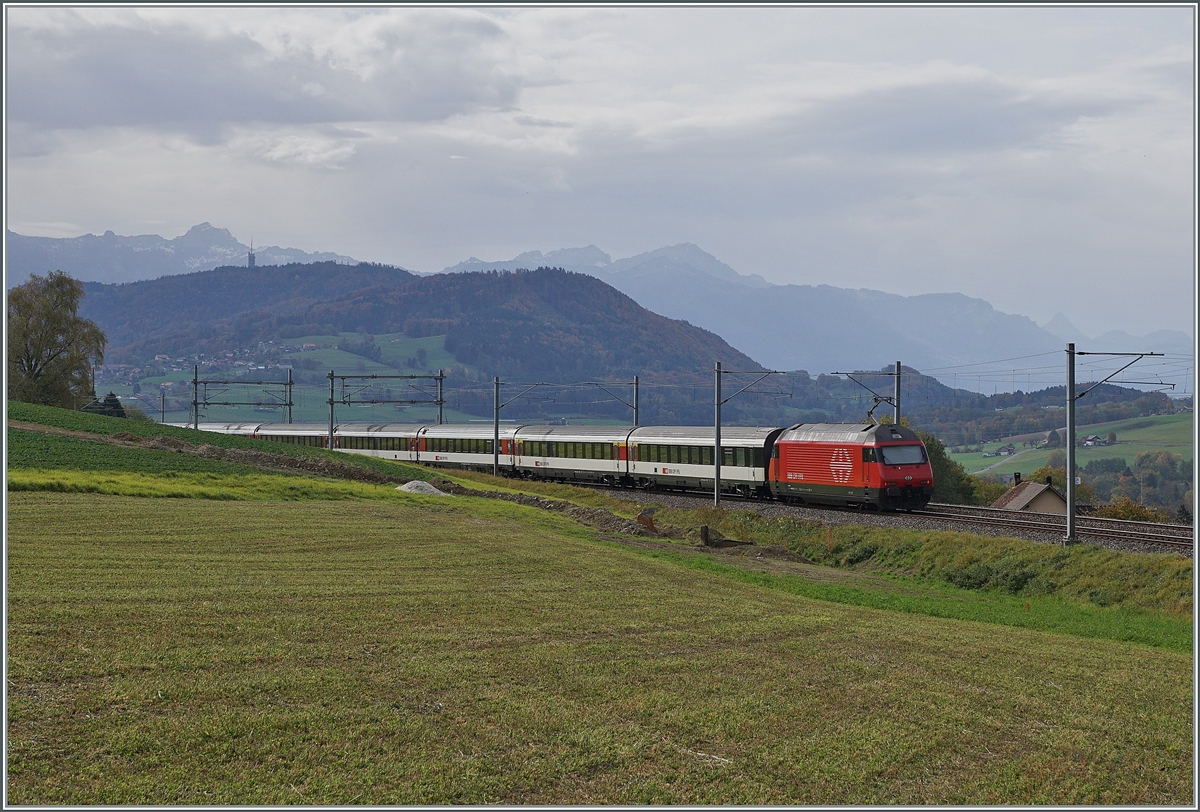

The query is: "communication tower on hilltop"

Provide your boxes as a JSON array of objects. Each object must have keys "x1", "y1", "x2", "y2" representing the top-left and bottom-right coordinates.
[{"x1": 248, "y1": 235, "x2": 256, "y2": 268}]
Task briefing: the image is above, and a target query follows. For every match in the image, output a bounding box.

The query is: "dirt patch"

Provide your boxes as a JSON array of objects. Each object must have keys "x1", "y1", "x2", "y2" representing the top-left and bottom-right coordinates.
[
  {"x1": 471, "y1": 490, "x2": 657, "y2": 536},
  {"x1": 592, "y1": 531, "x2": 902, "y2": 588}
]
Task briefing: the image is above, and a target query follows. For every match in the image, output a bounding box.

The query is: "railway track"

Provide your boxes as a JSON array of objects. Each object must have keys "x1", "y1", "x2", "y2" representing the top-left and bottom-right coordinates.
[
  {"x1": 915, "y1": 503, "x2": 1194, "y2": 550},
  {"x1": 595, "y1": 486, "x2": 1194, "y2": 552}
]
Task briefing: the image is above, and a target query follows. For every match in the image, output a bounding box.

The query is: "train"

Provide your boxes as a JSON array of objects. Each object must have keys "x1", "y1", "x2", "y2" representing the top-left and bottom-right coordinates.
[{"x1": 192, "y1": 420, "x2": 935, "y2": 511}]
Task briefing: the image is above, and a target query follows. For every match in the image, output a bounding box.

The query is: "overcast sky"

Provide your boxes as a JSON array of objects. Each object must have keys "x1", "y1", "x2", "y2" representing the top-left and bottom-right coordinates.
[{"x1": 5, "y1": 6, "x2": 1195, "y2": 338}]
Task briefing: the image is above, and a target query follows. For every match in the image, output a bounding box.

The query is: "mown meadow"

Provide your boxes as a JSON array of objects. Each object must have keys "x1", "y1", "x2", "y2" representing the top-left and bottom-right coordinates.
[{"x1": 5, "y1": 404, "x2": 1194, "y2": 804}]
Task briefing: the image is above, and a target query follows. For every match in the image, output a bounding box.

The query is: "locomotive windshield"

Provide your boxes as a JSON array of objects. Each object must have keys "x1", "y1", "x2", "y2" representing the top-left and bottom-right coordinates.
[{"x1": 878, "y1": 444, "x2": 927, "y2": 465}]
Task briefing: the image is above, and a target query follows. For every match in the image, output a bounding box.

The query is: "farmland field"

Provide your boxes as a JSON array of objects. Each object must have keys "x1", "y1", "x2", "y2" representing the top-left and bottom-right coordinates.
[
  {"x1": 6, "y1": 406, "x2": 1194, "y2": 804},
  {"x1": 7, "y1": 493, "x2": 1193, "y2": 805},
  {"x1": 949, "y1": 412, "x2": 1193, "y2": 475}
]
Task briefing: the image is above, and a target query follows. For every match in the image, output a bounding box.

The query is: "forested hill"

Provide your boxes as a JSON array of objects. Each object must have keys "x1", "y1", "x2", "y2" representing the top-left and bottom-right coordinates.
[
  {"x1": 80, "y1": 261, "x2": 415, "y2": 349},
  {"x1": 80, "y1": 263, "x2": 760, "y2": 383},
  {"x1": 307, "y1": 267, "x2": 761, "y2": 381}
]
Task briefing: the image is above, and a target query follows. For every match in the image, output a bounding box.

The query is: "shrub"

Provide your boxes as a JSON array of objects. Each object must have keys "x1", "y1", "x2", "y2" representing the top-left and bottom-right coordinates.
[{"x1": 1094, "y1": 497, "x2": 1172, "y2": 523}]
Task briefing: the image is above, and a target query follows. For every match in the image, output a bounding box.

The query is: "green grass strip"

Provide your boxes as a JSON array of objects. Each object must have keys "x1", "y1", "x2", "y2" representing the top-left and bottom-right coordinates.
[
  {"x1": 7, "y1": 401, "x2": 430, "y2": 480},
  {"x1": 7, "y1": 468, "x2": 404, "y2": 502},
  {"x1": 618, "y1": 544, "x2": 1193, "y2": 653}
]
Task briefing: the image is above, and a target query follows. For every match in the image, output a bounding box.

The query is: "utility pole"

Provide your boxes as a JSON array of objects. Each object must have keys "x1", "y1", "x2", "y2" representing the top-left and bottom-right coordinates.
[
  {"x1": 493, "y1": 377, "x2": 501, "y2": 477},
  {"x1": 1065, "y1": 343, "x2": 1076, "y2": 544},
  {"x1": 192, "y1": 365, "x2": 199, "y2": 430},
  {"x1": 286, "y1": 368, "x2": 293, "y2": 424},
  {"x1": 1063, "y1": 344, "x2": 1165, "y2": 544},
  {"x1": 327, "y1": 370, "x2": 335, "y2": 450},
  {"x1": 437, "y1": 370, "x2": 444, "y2": 425},
  {"x1": 894, "y1": 361, "x2": 901, "y2": 424},
  {"x1": 713, "y1": 363, "x2": 783, "y2": 507},
  {"x1": 160, "y1": 392, "x2": 166, "y2": 424},
  {"x1": 714, "y1": 362, "x2": 722, "y2": 507},
  {"x1": 633, "y1": 375, "x2": 640, "y2": 427}
]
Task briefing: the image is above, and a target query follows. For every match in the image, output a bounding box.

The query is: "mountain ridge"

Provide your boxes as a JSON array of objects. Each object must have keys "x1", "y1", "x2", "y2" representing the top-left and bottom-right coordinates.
[
  {"x1": 7, "y1": 223, "x2": 361, "y2": 286},
  {"x1": 442, "y1": 243, "x2": 1192, "y2": 381}
]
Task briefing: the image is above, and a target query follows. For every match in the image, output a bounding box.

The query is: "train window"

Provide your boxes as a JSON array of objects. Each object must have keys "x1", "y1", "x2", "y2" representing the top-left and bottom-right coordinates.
[
  {"x1": 723, "y1": 448, "x2": 734, "y2": 467},
  {"x1": 486, "y1": 439, "x2": 494, "y2": 454},
  {"x1": 735, "y1": 448, "x2": 746, "y2": 467},
  {"x1": 862, "y1": 448, "x2": 876, "y2": 462},
  {"x1": 700, "y1": 446, "x2": 712, "y2": 466},
  {"x1": 752, "y1": 448, "x2": 764, "y2": 468},
  {"x1": 879, "y1": 445, "x2": 926, "y2": 465},
  {"x1": 665, "y1": 445, "x2": 676, "y2": 464}
]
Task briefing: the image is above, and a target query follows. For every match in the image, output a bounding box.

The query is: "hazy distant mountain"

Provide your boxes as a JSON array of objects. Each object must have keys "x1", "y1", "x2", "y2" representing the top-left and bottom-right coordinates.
[
  {"x1": 444, "y1": 244, "x2": 1192, "y2": 386},
  {"x1": 7, "y1": 223, "x2": 359, "y2": 286},
  {"x1": 445, "y1": 242, "x2": 772, "y2": 288},
  {"x1": 598, "y1": 243, "x2": 773, "y2": 289},
  {"x1": 1041, "y1": 312, "x2": 1192, "y2": 356},
  {"x1": 443, "y1": 244, "x2": 614, "y2": 274}
]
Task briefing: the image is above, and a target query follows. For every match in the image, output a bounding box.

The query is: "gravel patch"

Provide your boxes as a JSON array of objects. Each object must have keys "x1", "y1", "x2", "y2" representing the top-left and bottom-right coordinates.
[{"x1": 397, "y1": 481, "x2": 453, "y2": 496}]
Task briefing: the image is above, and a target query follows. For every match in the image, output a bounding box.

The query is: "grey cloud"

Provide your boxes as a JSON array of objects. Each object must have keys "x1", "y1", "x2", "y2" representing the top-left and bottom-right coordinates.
[
  {"x1": 6, "y1": 16, "x2": 521, "y2": 132},
  {"x1": 788, "y1": 79, "x2": 1120, "y2": 157}
]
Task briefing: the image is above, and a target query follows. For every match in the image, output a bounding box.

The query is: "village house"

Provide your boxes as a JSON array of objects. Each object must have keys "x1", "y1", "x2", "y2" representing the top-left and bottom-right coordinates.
[{"x1": 991, "y1": 472, "x2": 1068, "y2": 515}]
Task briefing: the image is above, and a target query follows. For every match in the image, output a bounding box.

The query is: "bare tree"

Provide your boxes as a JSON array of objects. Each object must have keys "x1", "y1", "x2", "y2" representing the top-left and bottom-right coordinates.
[{"x1": 7, "y1": 270, "x2": 106, "y2": 408}]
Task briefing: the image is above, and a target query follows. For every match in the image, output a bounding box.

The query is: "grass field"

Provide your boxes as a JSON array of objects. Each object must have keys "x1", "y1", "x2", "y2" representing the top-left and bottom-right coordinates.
[
  {"x1": 6, "y1": 405, "x2": 1195, "y2": 803},
  {"x1": 7, "y1": 494, "x2": 1193, "y2": 805},
  {"x1": 950, "y1": 412, "x2": 1194, "y2": 475}
]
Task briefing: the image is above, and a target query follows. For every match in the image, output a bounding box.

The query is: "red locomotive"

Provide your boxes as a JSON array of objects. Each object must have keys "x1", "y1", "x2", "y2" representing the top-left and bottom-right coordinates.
[{"x1": 770, "y1": 423, "x2": 933, "y2": 510}]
